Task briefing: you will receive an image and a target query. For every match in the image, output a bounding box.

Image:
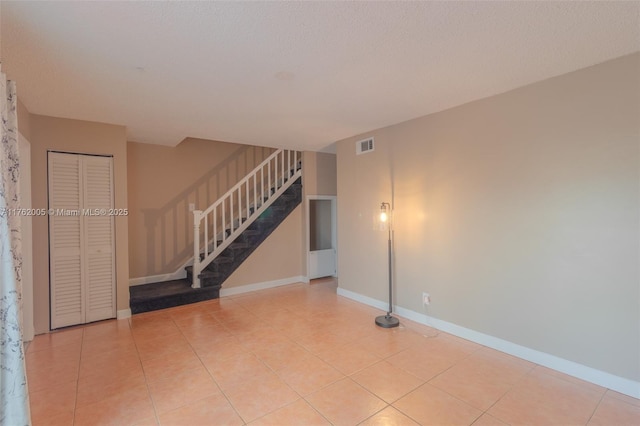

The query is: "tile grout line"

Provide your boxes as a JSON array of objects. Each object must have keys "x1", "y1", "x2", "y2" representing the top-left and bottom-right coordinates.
[
  {"x1": 129, "y1": 315, "x2": 162, "y2": 426},
  {"x1": 356, "y1": 403, "x2": 394, "y2": 425},
  {"x1": 181, "y1": 305, "x2": 251, "y2": 425},
  {"x1": 390, "y1": 337, "x2": 500, "y2": 424},
  {"x1": 71, "y1": 328, "x2": 84, "y2": 426},
  {"x1": 301, "y1": 376, "x2": 384, "y2": 426},
  {"x1": 242, "y1": 311, "x2": 337, "y2": 424},
  {"x1": 232, "y1": 296, "x2": 344, "y2": 424},
  {"x1": 480, "y1": 358, "x2": 538, "y2": 421},
  {"x1": 585, "y1": 387, "x2": 608, "y2": 425}
]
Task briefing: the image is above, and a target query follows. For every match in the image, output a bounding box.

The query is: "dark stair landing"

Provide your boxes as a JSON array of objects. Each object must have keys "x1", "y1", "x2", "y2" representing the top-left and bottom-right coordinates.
[
  {"x1": 129, "y1": 177, "x2": 302, "y2": 314},
  {"x1": 129, "y1": 279, "x2": 218, "y2": 314}
]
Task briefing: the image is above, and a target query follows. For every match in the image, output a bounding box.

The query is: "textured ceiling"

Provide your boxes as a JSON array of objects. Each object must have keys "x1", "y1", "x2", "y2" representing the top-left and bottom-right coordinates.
[{"x1": 2, "y1": 1, "x2": 639, "y2": 152}]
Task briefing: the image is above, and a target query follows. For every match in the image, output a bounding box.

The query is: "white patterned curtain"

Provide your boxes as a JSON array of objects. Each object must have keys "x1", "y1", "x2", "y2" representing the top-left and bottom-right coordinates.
[{"x1": 0, "y1": 66, "x2": 30, "y2": 424}]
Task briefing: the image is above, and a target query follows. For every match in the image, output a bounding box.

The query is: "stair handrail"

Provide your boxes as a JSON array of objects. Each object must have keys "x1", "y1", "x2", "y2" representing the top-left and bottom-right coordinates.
[{"x1": 192, "y1": 148, "x2": 302, "y2": 288}]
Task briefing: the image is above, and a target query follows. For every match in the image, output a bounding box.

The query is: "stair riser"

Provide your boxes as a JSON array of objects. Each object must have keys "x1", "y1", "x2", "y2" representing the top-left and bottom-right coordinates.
[{"x1": 130, "y1": 286, "x2": 221, "y2": 314}]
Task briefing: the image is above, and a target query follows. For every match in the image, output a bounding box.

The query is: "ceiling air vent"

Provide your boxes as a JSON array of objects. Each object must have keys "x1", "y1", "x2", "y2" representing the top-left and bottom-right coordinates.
[{"x1": 356, "y1": 137, "x2": 375, "y2": 155}]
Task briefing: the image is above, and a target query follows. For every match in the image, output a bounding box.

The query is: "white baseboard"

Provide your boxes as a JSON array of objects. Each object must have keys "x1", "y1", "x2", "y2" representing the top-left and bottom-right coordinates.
[
  {"x1": 129, "y1": 270, "x2": 187, "y2": 287},
  {"x1": 338, "y1": 288, "x2": 388, "y2": 311},
  {"x1": 337, "y1": 287, "x2": 640, "y2": 399},
  {"x1": 220, "y1": 276, "x2": 306, "y2": 297},
  {"x1": 116, "y1": 309, "x2": 131, "y2": 319}
]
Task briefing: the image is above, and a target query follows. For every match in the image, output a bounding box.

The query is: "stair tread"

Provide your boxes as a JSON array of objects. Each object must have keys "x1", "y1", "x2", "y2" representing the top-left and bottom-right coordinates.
[{"x1": 229, "y1": 242, "x2": 251, "y2": 249}]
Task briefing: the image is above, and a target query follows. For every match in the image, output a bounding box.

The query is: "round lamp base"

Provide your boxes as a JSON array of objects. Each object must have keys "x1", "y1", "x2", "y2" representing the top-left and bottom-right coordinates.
[{"x1": 375, "y1": 314, "x2": 400, "y2": 328}]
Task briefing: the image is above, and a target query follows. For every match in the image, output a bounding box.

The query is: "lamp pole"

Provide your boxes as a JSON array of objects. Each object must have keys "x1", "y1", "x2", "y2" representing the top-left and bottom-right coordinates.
[{"x1": 375, "y1": 202, "x2": 400, "y2": 328}]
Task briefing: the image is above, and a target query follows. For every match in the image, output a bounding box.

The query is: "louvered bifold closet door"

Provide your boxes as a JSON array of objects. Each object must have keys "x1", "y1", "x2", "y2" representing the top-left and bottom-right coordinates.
[
  {"x1": 49, "y1": 153, "x2": 84, "y2": 329},
  {"x1": 48, "y1": 152, "x2": 116, "y2": 329},
  {"x1": 82, "y1": 156, "x2": 116, "y2": 323}
]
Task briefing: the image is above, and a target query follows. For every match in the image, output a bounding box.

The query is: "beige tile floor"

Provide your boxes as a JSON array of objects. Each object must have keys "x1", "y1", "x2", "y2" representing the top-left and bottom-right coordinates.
[{"x1": 26, "y1": 278, "x2": 640, "y2": 425}]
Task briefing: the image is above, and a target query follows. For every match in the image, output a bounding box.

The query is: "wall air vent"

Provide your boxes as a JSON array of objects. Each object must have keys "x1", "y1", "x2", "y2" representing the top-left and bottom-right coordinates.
[{"x1": 356, "y1": 137, "x2": 375, "y2": 155}]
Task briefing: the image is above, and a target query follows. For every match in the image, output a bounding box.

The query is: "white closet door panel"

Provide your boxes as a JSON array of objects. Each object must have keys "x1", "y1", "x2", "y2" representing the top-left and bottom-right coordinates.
[
  {"x1": 49, "y1": 153, "x2": 116, "y2": 328},
  {"x1": 50, "y1": 256, "x2": 82, "y2": 327},
  {"x1": 82, "y1": 156, "x2": 116, "y2": 322},
  {"x1": 86, "y1": 252, "x2": 115, "y2": 321},
  {"x1": 49, "y1": 153, "x2": 84, "y2": 329}
]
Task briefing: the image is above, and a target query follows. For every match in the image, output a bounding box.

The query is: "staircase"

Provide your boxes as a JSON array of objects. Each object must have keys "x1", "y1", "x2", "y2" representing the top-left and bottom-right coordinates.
[{"x1": 130, "y1": 149, "x2": 302, "y2": 314}]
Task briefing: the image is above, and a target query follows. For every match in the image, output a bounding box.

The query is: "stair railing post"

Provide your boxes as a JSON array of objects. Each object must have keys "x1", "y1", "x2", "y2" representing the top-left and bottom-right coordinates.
[{"x1": 192, "y1": 209, "x2": 202, "y2": 288}]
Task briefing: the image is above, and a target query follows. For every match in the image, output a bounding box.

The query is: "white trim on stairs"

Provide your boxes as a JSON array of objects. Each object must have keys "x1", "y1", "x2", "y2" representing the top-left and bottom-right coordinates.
[
  {"x1": 129, "y1": 269, "x2": 188, "y2": 287},
  {"x1": 336, "y1": 287, "x2": 640, "y2": 399},
  {"x1": 219, "y1": 276, "x2": 307, "y2": 297},
  {"x1": 116, "y1": 309, "x2": 131, "y2": 319}
]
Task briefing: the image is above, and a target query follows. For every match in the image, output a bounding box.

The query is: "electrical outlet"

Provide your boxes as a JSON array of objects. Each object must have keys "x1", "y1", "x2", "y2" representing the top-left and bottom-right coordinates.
[
  {"x1": 188, "y1": 203, "x2": 195, "y2": 212},
  {"x1": 423, "y1": 292, "x2": 431, "y2": 306}
]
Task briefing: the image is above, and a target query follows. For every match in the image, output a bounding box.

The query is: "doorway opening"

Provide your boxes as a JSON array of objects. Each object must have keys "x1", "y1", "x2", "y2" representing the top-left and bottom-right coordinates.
[{"x1": 307, "y1": 196, "x2": 337, "y2": 280}]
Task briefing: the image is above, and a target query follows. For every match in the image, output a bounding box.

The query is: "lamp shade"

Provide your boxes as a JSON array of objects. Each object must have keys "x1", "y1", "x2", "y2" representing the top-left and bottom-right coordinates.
[{"x1": 380, "y1": 202, "x2": 389, "y2": 223}]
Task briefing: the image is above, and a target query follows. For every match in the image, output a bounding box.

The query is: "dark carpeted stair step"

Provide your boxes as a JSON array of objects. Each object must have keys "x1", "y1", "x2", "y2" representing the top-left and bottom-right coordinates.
[
  {"x1": 229, "y1": 241, "x2": 251, "y2": 250},
  {"x1": 186, "y1": 265, "x2": 221, "y2": 280},
  {"x1": 129, "y1": 279, "x2": 221, "y2": 314},
  {"x1": 213, "y1": 255, "x2": 233, "y2": 264}
]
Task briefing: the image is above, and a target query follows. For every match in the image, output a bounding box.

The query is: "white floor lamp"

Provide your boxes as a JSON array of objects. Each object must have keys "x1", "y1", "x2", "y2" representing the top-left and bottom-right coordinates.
[{"x1": 375, "y1": 202, "x2": 400, "y2": 328}]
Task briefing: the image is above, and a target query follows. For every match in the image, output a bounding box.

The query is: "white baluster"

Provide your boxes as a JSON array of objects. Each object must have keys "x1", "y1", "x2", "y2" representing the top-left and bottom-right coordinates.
[
  {"x1": 213, "y1": 206, "x2": 217, "y2": 250},
  {"x1": 192, "y1": 210, "x2": 202, "y2": 288}
]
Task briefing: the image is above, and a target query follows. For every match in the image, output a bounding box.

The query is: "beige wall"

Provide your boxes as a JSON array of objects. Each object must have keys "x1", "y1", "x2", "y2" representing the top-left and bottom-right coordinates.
[
  {"x1": 224, "y1": 206, "x2": 303, "y2": 288},
  {"x1": 336, "y1": 53, "x2": 640, "y2": 381},
  {"x1": 303, "y1": 151, "x2": 337, "y2": 196},
  {"x1": 30, "y1": 115, "x2": 129, "y2": 334},
  {"x1": 127, "y1": 139, "x2": 273, "y2": 278}
]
